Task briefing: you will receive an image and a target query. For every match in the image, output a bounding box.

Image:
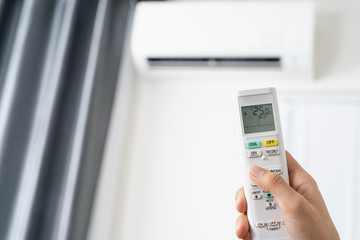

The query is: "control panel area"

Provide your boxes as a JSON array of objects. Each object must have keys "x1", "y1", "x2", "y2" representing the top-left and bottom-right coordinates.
[{"x1": 245, "y1": 137, "x2": 286, "y2": 232}]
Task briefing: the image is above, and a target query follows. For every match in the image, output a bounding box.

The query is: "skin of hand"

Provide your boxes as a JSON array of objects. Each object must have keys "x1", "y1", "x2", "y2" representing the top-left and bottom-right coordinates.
[{"x1": 235, "y1": 151, "x2": 340, "y2": 240}]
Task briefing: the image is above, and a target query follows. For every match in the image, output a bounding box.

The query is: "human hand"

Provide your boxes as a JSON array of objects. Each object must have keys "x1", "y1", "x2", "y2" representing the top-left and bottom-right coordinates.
[{"x1": 235, "y1": 151, "x2": 339, "y2": 240}]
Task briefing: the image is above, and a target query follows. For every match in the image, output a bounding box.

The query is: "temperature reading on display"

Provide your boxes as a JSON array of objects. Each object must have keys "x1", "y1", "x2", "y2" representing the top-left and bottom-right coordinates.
[
  {"x1": 241, "y1": 104, "x2": 275, "y2": 134},
  {"x1": 252, "y1": 106, "x2": 271, "y2": 116}
]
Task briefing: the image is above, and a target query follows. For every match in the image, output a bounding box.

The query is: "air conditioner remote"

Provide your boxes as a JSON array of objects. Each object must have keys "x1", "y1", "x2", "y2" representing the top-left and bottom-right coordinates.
[{"x1": 235, "y1": 88, "x2": 290, "y2": 240}]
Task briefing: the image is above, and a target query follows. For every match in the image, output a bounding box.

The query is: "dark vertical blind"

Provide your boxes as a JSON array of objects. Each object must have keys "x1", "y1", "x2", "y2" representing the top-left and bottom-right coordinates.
[{"x1": 0, "y1": 0, "x2": 134, "y2": 239}]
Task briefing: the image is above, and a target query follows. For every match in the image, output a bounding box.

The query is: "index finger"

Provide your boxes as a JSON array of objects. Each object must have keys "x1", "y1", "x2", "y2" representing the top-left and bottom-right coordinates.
[{"x1": 285, "y1": 150, "x2": 316, "y2": 190}]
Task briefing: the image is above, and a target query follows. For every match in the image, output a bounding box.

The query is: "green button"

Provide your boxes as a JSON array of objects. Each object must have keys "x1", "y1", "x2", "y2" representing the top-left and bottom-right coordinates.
[
  {"x1": 264, "y1": 193, "x2": 273, "y2": 198},
  {"x1": 245, "y1": 141, "x2": 261, "y2": 149}
]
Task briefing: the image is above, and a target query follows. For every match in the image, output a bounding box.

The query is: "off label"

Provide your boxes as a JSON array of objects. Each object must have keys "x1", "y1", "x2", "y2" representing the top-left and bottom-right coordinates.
[{"x1": 263, "y1": 139, "x2": 278, "y2": 147}]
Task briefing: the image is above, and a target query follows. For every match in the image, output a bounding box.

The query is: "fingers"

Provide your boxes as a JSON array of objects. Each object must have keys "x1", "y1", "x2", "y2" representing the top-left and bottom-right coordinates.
[
  {"x1": 235, "y1": 187, "x2": 247, "y2": 213},
  {"x1": 235, "y1": 214, "x2": 250, "y2": 239},
  {"x1": 285, "y1": 151, "x2": 317, "y2": 192},
  {"x1": 242, "y1": 232, "x2": 251, "y2": 240},
  {"x1": 235, "y1": 188, "x2": 250, "y2": 239},
  {"x1": 286, "y1": 151, "x2": 325, "y2": 209},
  {"x1": 285, "y1": 151, "x2": 304, "y2": 176},
  {"x1": 249, "y1": 165, "x2": 300, "y2": 207}
]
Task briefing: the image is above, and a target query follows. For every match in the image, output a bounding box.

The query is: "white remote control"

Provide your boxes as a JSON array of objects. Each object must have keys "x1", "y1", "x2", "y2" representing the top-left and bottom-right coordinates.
[{"x1": 235, "y1": 88, "x2": 290, "y2": 240}]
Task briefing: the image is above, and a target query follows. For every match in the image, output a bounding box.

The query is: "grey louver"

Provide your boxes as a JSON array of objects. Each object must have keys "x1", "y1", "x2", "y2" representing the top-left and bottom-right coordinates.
[{"x1": 147, "y1": 57, "x2": 281, "y2": 68}]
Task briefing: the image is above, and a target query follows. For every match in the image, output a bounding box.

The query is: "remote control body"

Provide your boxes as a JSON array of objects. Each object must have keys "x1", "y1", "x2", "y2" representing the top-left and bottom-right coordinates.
[{"x1": 235, "y1": 88, "x2": 290, "y2": 240}]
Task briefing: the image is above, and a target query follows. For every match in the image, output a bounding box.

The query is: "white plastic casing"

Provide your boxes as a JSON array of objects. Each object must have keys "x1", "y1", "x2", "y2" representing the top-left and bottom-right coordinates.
[
  {"x1": 131, "y1": 1, "x2": 315, "y2": 78},
  {"x1": 235, "y1": 88, "x2": 290, "y2": 240}
]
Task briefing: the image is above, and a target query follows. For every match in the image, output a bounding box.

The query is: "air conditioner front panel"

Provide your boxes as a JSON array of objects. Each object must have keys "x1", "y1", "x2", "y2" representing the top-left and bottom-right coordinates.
[{"x1": 131, "y1": 1, "x2": 314, "y2": 78}]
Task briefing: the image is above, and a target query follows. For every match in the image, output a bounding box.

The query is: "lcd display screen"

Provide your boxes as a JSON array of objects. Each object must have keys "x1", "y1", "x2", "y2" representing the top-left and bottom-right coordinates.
[{"x1": 241, "y1": 104, "x2": 275, "y2": 134}]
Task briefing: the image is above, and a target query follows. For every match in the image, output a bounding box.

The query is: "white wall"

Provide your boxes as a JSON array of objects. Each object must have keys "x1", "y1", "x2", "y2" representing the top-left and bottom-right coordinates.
[{"x1": 89, "y1": 1, "x2": 360, "y2": 239}]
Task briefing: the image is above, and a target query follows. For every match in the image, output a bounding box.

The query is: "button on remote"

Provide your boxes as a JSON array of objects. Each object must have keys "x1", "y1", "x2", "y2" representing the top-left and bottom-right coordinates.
[
  {"x1": 268, "y1": 220, "x2": 279, "y2": 226},
  {"x1": 245, "y1": 141, "x2": 261, "y2": 149},
  {"x1": 264, "y1": 148, "x2": 280, "y2": 156},
  {"x1": 265, "y1": 202, "x2": 277, "y2": 208},
  {"x1": 264, "y1": 192, "x2": 273, "y2": 198},
  {"x1": 255, "y1": 222, "x2": 265, "y2": 228},
  {"x1": 247, "y1": 150, "x2": 262, "y2": 158},
  {"x1": 269, "y1": 168, "x2": 282, "y2": 174},
  {"x1": 263, "y1": 139, "x2": 278, "y2": 147},
  {"x1": 251, "y1": 194, "x2": 262, "y2": 200},
  {"x1": 267, "y1": 220, "x2": 281, "y2": 231}
]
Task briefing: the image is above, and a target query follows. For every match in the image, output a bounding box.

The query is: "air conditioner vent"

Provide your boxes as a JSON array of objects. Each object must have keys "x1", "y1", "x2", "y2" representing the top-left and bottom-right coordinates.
[{"x1": 147, "y1": 57, "x2": 281, "y2": 68}]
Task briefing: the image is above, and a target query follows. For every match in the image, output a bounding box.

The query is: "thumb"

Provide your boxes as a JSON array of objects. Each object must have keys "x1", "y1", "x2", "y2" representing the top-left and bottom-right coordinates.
[{"x1": 249, "y1": 165, "x2": 299, "y2": 207}]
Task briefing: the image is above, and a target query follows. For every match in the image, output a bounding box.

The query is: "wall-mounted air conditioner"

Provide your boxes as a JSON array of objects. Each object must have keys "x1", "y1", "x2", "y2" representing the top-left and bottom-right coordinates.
[{"x1": 131, "y1": 1, "x2": 315, "y2": 79}]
